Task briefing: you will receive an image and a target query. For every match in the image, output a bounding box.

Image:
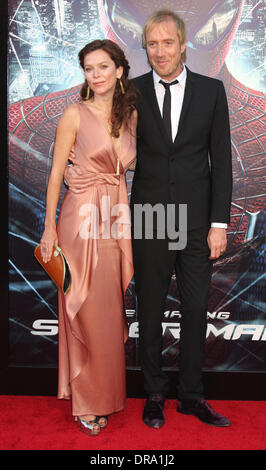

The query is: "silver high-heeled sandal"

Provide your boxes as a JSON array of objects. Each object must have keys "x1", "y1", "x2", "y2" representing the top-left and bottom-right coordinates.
[{"x1": 75, "y1": 416, "x2": 101, "y2": 436}]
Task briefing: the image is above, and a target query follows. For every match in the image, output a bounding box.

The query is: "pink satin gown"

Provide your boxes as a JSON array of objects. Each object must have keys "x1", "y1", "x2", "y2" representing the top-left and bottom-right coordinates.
[{"x1": 56, "y1": 102, "x2": 135, "y2": 417}]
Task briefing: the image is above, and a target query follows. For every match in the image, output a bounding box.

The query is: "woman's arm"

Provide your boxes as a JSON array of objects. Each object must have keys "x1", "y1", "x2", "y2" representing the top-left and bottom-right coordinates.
[{"x1": 40, "y1": 104, "x2": 80, "y2": 262}]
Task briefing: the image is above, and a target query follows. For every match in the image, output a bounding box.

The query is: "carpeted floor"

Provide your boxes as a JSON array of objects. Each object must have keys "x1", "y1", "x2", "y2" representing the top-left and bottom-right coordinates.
[{"x1": 0, "y1": 395, "x2": 265, "y2": 450}]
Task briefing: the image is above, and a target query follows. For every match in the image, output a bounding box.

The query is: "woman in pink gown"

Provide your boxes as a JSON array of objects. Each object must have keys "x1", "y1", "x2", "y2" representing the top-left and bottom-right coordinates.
[{"x1": 40, "y1": 40, "x2": 136, "y2": 435}]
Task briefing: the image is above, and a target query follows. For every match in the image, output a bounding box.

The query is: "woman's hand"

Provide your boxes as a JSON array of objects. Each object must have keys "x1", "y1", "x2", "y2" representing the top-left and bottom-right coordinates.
[{"x1": 40, "y1": 226, "x2": 58, "y2": 263}]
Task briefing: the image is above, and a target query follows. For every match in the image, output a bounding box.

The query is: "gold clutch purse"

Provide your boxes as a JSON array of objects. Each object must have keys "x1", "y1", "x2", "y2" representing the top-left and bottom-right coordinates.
[{"x1": 34, "y1": 245, "x2": 71, "y2": 294}]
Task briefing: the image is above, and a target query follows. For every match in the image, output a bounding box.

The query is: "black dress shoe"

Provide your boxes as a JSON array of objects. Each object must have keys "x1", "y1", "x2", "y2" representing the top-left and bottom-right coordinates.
[
  {"x1": 143, "y1": 394, "x2": 165, "y2": 429},
  {"x1": 177, "y1": 399, "x2": 230, "y2": 427}
]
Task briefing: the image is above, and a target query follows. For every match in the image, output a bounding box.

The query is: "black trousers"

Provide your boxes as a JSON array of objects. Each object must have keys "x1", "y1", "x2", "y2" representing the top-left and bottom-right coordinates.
[{"x1": 132, "y1": 226, "x2": 213, "y2": 400}]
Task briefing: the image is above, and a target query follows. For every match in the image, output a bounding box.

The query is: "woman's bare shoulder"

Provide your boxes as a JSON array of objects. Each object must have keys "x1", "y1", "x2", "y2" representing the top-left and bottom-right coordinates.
[
  {"x1": 129, "y1": 108, "x2": 138, "y2": 133},
  {"x1": 57, "y1": 103, "x2": 80, "y2": 131},
  {"x1": 62, "y1": 102, "x2": 80, "y2": 118},
  {"x1": 132, "y1": 108, "x2": 138, "y2": 120}
]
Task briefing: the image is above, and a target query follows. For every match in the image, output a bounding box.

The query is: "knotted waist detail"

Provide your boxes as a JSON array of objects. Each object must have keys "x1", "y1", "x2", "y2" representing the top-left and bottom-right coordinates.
[
  {"x1": 63, "y1": 165, "x2": 131, "y2": 236},
  {"x1": 64, "y1": 165, "x2": 120, "y2": 194}
]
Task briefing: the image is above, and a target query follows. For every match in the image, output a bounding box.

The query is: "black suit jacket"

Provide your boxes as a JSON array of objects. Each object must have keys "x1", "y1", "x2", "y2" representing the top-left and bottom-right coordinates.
[{"x1": 131, "y1": 67, "x2": 232, "y2": 231}]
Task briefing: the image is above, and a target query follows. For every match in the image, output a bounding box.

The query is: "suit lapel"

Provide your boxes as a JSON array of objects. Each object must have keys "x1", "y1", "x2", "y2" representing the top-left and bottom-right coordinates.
[{"x1": 173, "y1": 67, "x2": 194, "y2": 145}]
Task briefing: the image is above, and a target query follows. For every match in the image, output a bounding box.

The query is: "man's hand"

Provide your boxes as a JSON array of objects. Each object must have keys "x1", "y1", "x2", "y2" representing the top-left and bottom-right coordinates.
[{"x1": 207, "y1": 227, "x2": 227, "y2": 260}]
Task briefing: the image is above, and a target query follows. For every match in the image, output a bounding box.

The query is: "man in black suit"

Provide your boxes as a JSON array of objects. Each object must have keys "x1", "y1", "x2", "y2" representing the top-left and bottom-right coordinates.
[{"x1": 131, "y1": 9, "x2": 232, "y2": 428}]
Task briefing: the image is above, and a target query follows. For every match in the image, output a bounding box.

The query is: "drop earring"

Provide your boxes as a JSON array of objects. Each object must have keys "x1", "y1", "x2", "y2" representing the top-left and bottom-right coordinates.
[
  {"x1": 120, "y1": 79, "x2": 125, "y2": 95},
  {"x1": 86, "y1": 84, "x2": 90, "y2": 100}
]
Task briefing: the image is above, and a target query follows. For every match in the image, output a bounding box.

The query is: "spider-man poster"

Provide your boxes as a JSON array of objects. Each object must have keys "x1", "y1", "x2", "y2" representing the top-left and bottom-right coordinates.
[{"x1": 8, "y1": 0, "x2": 265, "y2": 372}]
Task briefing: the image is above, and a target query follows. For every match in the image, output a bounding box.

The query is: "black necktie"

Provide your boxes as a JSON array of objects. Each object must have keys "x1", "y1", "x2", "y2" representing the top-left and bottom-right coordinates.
[{"x1": 159, "y1": 79, "x2": 178, "y2": 140}]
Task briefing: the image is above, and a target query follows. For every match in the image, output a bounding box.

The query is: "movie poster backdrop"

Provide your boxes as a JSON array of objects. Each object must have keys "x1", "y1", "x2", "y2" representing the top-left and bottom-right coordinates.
[{"x1": 8, "y1": 0, "x2": 265, "y2": 372}]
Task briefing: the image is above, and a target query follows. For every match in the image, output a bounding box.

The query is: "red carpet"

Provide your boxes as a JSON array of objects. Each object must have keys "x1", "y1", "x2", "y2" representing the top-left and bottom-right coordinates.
[{"x1": 0, "y1": 395, "x2": 265, "y2": 450}]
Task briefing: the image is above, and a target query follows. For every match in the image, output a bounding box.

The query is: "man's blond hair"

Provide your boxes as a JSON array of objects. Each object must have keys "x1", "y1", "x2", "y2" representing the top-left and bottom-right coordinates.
[{"x1": 142, "y1": 9, "x2": 187, "y2": 62}]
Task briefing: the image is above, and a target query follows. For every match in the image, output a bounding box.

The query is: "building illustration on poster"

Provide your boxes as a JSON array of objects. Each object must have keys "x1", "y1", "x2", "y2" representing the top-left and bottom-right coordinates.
[{"x1": 8, "y1": 0, "x2": 265, "y2": 372}]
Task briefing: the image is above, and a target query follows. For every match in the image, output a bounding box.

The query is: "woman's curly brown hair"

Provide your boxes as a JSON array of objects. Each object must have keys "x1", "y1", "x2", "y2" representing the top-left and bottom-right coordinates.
[{"x1": 78, "y1": 39, "x2": 137, "y2": 138}]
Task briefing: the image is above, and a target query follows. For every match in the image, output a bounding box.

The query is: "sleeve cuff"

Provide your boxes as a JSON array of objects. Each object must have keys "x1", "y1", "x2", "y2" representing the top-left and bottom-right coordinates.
[{"x1": 211, "y1": 223, "x2": 228, "y2": 229}]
